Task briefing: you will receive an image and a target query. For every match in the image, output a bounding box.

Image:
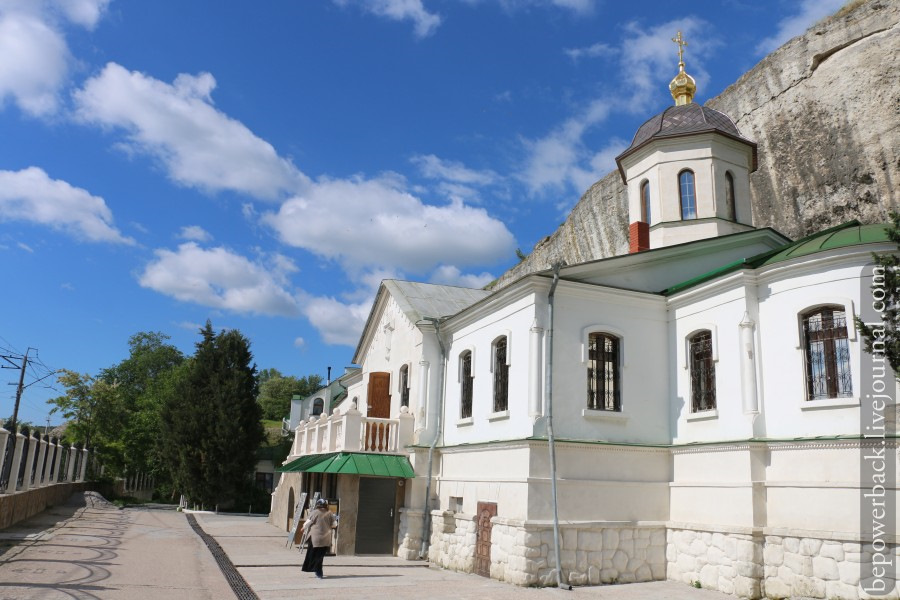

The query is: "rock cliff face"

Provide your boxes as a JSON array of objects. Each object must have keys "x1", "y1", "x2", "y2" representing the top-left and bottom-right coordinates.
[{"x1": 493, "y1": 0, "x2": 899, "y2": 290}]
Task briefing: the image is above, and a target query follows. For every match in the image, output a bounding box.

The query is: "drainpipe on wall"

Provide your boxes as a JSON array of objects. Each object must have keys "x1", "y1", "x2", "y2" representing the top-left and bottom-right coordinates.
[
  {"x1": 418, "y1": 316, "x2": 447, "y2": 559},
  {"x1": 546, "y1": 262, "x2": 571, "y2": 590}
]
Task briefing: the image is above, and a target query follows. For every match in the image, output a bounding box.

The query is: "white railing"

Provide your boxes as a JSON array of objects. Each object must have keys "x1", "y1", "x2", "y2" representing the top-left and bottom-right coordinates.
[{"x1": 288, "y1": 403, "x2": 414, "y2": 459}]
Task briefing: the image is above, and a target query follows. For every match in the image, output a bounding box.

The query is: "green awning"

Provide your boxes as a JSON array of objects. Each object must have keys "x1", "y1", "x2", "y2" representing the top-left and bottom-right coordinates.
[
  {"x1": 277, "y1": 452, "x2": 337, "y2": 473},
  {"x1": 279, "y1": 452, "x2": 415, "y2": 478}
]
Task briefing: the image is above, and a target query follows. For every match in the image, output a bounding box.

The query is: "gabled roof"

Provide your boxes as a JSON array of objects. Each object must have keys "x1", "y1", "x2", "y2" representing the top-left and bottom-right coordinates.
[
  {"x1": 662, "y1": 221, "x2": 891, "y2": 295},
  {"x1": 384, "y1": 280, "x2": 492, "y2": 325},
  {"x1": 352, "y1": 280, "x2": 492, "y2": 364}
]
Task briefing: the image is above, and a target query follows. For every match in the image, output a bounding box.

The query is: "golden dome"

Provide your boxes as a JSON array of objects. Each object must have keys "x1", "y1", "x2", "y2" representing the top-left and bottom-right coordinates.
[{"x1": 669, "y1": 31, "x2": 696, "y2": 106}]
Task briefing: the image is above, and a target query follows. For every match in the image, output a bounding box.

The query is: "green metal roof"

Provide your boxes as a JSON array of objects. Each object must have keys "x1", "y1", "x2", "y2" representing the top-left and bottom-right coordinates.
[
  {"x1": 278, "y1": 452, "x2": 338, "y2": 473},
  {"x1": 662, "y1": 221, "x2": 892, "y2": 296},
  {"x1": 277, "y1": 452, "x2": 415, "y2": 478}
]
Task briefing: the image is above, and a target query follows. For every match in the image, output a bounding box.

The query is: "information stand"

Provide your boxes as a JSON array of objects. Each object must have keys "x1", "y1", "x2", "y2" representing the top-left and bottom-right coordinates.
[{"x1": 285, "y1": 492, "x2": 307, "y2": 548}]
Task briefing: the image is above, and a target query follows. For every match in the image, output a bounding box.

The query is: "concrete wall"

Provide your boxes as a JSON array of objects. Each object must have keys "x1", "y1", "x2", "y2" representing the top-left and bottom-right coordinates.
[{"x1": 0, "y1": 482, "x2": 89, "y2": 530}]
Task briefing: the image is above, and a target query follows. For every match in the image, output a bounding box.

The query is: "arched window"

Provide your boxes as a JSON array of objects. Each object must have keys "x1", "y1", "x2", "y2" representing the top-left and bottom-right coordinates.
[
  {"x1": 399, "y1": 364, "x2": 410, "y2": 407},
  {"x1": 460, "y1": 351, "x2": 473, "y2": 419},
  {"x1": 640, "y1": 180, "x2": 651, "y2": 223},
  {"x1": 492, "y1": 337, "x2": 509, "y2": 413},
  {"x1": 724, "y1": 171, "x2": 736, "y2": 221},
  {"x1": 587, "y1": 333, "x2": 620, "y2": 411},
  {"x1": 679, "y1": 170, "x2": 697, "y2": 220},
  {"x1": 312, "y1": 398, "x2": 324, "y2": 416},
  {"x1": 802, "y1": 306, "x2": 852, "y2": 400},
  {"x1": 689, "y1": 330, "x2": 716, "y2": 412}
]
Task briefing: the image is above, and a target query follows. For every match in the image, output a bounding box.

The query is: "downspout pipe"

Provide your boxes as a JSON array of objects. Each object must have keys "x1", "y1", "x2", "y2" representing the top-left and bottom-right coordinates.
[
  {"x1": 546, "y1": 262, "x2": 570, "y2": 590},
  {"x1": 418, "y1": 316, "x2": 447, "y2": 559}
]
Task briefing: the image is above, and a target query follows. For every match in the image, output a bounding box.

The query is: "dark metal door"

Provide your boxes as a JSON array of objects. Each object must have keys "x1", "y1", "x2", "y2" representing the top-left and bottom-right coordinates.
[
  {"x1": 355, "y1": 477, "x2": 396, "y2": 554},
  {"x1": 475, "y1": 501, "x2": 497, "y2": 577}
]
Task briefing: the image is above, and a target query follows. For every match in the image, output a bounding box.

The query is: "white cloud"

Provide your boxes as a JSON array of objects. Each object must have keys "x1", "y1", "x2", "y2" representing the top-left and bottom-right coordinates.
[
  {"x1": 0, "y1": 12, "x2": 68, "y2": 115},
  {"x1": 333, "y1": 0, "x2": 441, "y2": 38},
  {"x1": 756, "y1": 0, "x2": 845, "y2": 55},
  {"x1": 412, "y1": 154, "x2": 498, "y2": 186},
  {"x1": 61, "y1": 282, "x2": 75, "y2": 290},
  {"x1": 564, "y1": 42, "x2": 616, "y2": 62},
  {"x1": 73, "y1": 63, "x2": 308, "y2": 200},
  {"x1": 17, "y1": 242, "x2": 33, "y2": 253},
  {"x1": 178, "y1": 225, "x2": 212, "y2": 242},
  {"x1": 429, "y1": 265, "x2": 494, "y2": 289},
  {"x1": 53, "y1": 0, "x2": 111, "y2": 29},
  {"x1": 139, "y1": 243, "x2": 301, "y2": 317},
  {"x1": 469, "y1": 0, "x2": 596, "y2": 15},
  {"x1": 520, "y1": 17, "x2": 708, "y2": 195},
  {"x1": 300, "y1": 293, "x2": 371, "y2": 346},
  {"x1": 0, "y1": 166, "x2": 134, "y2": 244},
  {"x1": 0, "y1": 0, "x2": 109, "y2": 116},
  {"x1": 293, "y1": 337, "x2": 305, "y2": 348},
  {"x1": 262, "y1": 175, "x2": 515, "y2": 274}
]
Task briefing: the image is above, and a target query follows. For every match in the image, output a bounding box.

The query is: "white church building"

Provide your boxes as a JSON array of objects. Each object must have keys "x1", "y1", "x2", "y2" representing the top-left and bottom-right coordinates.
[{"x1": 271, "y1": 47, "x2": 896, "y2": 600}]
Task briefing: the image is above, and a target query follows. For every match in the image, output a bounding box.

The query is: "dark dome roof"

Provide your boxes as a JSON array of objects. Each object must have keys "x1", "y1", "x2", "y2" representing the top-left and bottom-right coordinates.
[{"x1": 615, "y1": 102, "x2": 757, "y2": 181}]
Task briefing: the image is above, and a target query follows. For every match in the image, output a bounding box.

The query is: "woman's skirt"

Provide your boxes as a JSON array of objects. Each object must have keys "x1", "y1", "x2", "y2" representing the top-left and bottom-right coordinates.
[{"x1": 302, "y1": 541, "x2": 328, "y2": 573}]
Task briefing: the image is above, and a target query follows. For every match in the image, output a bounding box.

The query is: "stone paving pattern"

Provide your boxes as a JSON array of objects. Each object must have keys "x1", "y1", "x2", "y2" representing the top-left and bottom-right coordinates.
[{"x1": 0, "y1": 492, "x2": 735, "y2": 599}]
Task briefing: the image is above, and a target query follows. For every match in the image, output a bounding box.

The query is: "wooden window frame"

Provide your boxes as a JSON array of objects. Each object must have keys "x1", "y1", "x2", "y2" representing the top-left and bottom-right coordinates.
[
  {"x1": 640, "y1": 180, "x2": 651, "y2": 224},
  {"x1": 679, "y1": 169, "x2": 697, "y2": 220}
]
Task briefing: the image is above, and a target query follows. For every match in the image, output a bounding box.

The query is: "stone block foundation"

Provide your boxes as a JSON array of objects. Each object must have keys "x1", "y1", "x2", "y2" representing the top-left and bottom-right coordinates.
[{"x1": 666, "y1": 527, "x2": 900, "y2": 600}]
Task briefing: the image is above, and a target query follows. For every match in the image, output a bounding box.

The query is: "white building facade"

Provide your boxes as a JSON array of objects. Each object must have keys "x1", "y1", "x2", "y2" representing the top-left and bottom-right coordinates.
[{"x1": 270, "y1": 59, "x2": 896, "y2": 600}]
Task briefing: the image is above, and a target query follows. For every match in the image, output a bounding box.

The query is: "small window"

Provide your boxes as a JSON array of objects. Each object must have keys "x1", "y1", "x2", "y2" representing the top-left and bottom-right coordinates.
[
  {"x1": 679, "y1": 170, "x2": 697, "y2": 220},
  {"x1": 399, "y1": 364, "x2": 410, "y2": 408},
  {"x1": 493, "y1": 337, "x2": 509, "y2": 413},
  {"x1": 312, "y1": 398, "x2": 324, "y2": 416},
  {"x1": 689, "y1": 331, "x2": 716, "y2": 412},
  {"x1": 724, "y1": 171, "x2": 736, "y2": 221},
  {"x1": 802, "y1": 307, "x2": 852, "y2": 400},
  {"x1": 587, "y1": 333, "x2": 620, "y2": 411},
  {"x1": 460, "y1": 351, "x2": 473, "y2": 419},
  {"x1": 640, "y1": 180, "x2": 651, "y2": 223}
]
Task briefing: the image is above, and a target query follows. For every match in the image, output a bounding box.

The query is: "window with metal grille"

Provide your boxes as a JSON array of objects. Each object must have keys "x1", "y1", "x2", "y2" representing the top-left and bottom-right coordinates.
[
  {"x1": 399, "y1": 364, "x2": 410, "y2": 407},
  {"x1": 689, "y1": 330, "x2": 716, "y2": 412},
  {"x1": 587, "y1": 333, "x2": 620, "y2": 411},
  {"x1": 679, "y1": 170, "x2": 697, "y2": 220},
  {"x1": 493, "y1": 337, "x2": 509, "y2": 413},
  {"x1": 312, "y1": 398, "x2": 324, "y2": 415},
  {"x1": 460, "y1": 351, "x2": 473, "y2": 418},
  {"x1": 802, "y1": 306, "x2": 852, "y2": 400}
]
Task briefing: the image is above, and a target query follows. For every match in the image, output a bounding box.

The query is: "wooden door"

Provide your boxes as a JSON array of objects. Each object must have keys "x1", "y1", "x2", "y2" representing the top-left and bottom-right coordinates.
[
  {"x1": 474, "y1": 502, "x2": 497, "y2": 578},
  {"x1": 367, "y1": 372, "x2": 391, "y2": 418}
]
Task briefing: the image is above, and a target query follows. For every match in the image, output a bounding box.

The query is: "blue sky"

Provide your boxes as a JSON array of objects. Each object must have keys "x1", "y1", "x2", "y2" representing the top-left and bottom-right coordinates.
[{"x1": 0, "y1": 0, "x2": 844, "y2": 425}]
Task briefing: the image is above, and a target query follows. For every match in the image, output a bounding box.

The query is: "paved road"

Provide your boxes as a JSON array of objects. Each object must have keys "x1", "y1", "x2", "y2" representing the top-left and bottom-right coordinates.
[
  {"x1": 0, "y1": 492, "x2": 734, "y2": 600},
  {"x1": 0, "y1": 492, "x2": 233, "y2": 600}
]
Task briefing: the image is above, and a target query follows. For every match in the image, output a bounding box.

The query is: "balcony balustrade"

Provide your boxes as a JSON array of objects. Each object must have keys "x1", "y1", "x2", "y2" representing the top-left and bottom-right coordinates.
[{"x1": 288, "y1": 403, "x2": 414, "y2": 459}]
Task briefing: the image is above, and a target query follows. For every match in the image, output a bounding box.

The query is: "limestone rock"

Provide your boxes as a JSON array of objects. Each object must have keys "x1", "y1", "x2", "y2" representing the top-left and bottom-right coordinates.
[{"x1": 492, "y1": 0, "x2": 899, "y2": 291}]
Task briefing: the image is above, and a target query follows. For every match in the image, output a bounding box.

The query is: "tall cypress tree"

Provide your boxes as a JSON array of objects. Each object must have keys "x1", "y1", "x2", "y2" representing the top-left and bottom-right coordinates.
[{"x1": 162, "y1": 321, "x2": 263, "y2": 507}]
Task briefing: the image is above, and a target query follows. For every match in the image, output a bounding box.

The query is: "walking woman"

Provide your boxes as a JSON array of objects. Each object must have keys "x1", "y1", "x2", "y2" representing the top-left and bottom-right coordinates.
[{"x1": 301, "y1": 498, "x2": 337, "y2": 578}]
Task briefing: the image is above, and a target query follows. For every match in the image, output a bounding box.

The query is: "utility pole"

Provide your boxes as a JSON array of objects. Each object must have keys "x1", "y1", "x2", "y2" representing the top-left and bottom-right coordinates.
[{"x1": 1, "y1": 348, "x2": 30, "y2": 433}]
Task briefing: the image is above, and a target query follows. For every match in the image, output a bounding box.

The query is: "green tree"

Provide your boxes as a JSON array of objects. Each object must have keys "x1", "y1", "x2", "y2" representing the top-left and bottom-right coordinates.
[
  {"x1": 856, "y1": 213, "x2": 900, "y2": 375},
  {"x1": 49, "y1": 370, "x2": 122, "y2": 471},
  {"x1": 161, "y1": 321, "x2": 264, "y2": 507},
  {"x1": 257, "y1": 372, "x2": 323, "y2": 420},
  {"x1": 100, "y1": 332, "x2": 184, "y2": 479}
]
